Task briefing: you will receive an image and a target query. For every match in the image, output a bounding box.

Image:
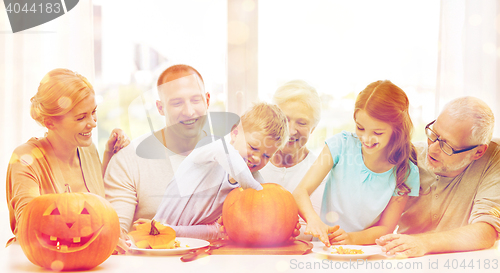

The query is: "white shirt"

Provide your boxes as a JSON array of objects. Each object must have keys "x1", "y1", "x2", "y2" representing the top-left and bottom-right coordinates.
[
  {"x1": 260, "y1": 151, "x2": 326, "y2": 240},
  {"x1": 153, "y1": 136, "x2": 264, "y2": 240},
  {"x1": 104, "y1": 132, "x2": 186, "y2": 232}
]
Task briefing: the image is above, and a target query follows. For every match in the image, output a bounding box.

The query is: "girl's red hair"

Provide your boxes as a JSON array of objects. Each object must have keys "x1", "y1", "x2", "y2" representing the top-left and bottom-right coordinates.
[{"x1": 354, "y1": 80, "x2": 417, "y2": 195}]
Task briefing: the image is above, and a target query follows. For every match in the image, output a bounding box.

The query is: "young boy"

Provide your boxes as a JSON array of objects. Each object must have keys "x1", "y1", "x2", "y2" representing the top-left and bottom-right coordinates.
[{"x1": 151, "y1": 102, "x2": 289, "y2": 240}]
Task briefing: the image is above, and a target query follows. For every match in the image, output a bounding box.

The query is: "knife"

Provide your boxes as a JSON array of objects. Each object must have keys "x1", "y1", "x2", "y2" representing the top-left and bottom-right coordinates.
[{"x1": 180, "y1": 241, "x2": 225, "y2": 262}]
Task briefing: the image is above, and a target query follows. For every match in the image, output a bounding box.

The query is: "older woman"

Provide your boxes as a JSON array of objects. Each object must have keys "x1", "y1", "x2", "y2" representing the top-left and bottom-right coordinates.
[
  {"x1": 6, "y1": 68, "x2": 129, "y2": 238},
  {"x1": 260, "y1": 80, "x2": 325, "y2": 240}
]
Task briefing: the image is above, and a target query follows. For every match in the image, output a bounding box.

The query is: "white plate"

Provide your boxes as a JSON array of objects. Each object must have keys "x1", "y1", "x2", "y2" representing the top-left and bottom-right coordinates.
[
  {"x1": 312, "y1": 245, "x2": 383, "y2": 258},
  {"x1": 128, "y1": 237, "x2": 210, "y2": 256}
]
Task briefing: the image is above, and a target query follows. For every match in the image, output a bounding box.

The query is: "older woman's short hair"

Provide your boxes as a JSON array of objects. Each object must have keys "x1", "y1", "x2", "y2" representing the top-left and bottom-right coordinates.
[
  {"x1": 272, "y1": 80, "x2": 321, "y2": 127},
  {"x1": 443, "y1": 96, "x2": 495, "y2": 144},
  {"x1": 30, "y1": 68, "x2": 94, "y2": 127}
]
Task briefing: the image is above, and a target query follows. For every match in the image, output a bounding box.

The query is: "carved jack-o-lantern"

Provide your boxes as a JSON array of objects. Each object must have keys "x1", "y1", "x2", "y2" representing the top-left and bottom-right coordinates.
[{"x1": 17, "y1": 187, "x2": 120, "y2": 271}]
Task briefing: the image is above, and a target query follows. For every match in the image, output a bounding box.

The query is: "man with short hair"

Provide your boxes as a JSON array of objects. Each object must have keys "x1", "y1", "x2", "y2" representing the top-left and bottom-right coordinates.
[
  {"x1": 104, "y1": 65, "x2": 210, "y2": 252},
  {"x1": 376, "y1": 96, "x2": 500, "y2": 257},
  {"x1": 154, "y1": 65, "x2": 210, "y2": 155}
]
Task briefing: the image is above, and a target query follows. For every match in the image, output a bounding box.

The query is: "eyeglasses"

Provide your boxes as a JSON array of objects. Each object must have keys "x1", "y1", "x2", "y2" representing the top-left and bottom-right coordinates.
[{"x1": 425, "y1": 120, "x2": 480, "y2": 156}]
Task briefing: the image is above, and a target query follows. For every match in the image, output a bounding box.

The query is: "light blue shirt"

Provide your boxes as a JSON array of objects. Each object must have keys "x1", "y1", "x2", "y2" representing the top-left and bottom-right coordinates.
[{"x1": 321, "y1": 131, "x2": 419, "y2": 233}]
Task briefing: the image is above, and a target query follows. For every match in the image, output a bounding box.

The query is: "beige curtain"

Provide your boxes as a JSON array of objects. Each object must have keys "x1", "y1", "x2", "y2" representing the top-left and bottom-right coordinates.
[
  {"x1": 436, "y1": 0, "x2": 500, "y2": 136},
  {"x1": 0, "y1": 0, "x2": 94, "y2": 242}
]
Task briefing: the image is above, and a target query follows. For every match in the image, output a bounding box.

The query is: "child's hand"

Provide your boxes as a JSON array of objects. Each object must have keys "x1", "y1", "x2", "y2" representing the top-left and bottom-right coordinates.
[
  {"x1": 328, "y1": 228, "x2": 352, "y2": 245},
  {"x1": 304, "y1": 219, "x2": 339, "y2": 246},
  {"x1": 291, "y1": 220, "x2": 301, "y2": 238},
  {"x1": 216, "y1": 216, "x2": 229, "y2": 240}
]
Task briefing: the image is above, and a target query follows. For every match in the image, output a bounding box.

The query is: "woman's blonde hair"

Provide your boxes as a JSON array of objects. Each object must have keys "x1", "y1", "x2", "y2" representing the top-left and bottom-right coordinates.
[
  {"x1": 240, "y1": 102, "x2": 289, "y2": 150},
  {"x1": 354, "y1": 80, "x2": 417, "y2": 196},
  {"x1": 30, "y1": 68, "x2": 94, "y2": 127},
  {"x1": 273, "y1": 80, "x2": 321, "y2": 127}
]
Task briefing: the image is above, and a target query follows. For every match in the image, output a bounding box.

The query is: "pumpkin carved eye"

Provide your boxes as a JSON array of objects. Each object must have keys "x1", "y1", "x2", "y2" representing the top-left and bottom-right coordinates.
[
  {"x1": 50, "y1": 208, "x2": 61, "y2": 215},
  {"x1": 81, "y1": 208, "x2": 89, "y2": 215},
  {"x1": 43, "y1": 203, "x2": 60, "y2": 216}
]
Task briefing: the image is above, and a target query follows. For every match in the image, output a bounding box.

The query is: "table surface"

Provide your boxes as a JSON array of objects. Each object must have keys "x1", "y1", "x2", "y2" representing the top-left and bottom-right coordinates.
[{"x1": 3, "y1": 241, "x2": 500, "y2": 273}]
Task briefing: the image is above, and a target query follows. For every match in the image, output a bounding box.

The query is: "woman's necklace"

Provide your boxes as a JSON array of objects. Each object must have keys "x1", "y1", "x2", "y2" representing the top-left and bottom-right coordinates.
[{"x1": 45, "y1": 136, "x2": 90, "y2": 192}]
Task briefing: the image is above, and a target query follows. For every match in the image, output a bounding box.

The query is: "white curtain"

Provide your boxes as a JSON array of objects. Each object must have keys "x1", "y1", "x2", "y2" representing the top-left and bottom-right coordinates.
[
  {"x1": 436, "y1": 0, "x2": 500, "y2": 137},
  {"x1": 0, "y1": 0, "x2": 94, "y2": 242}
]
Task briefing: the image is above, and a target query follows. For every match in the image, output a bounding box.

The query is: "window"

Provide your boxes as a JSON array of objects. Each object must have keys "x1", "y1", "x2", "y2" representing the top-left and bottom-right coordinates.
[
  {"x1": 259, "y1": 0, "x2": 440, "y2": 152},
  {"x1": 95, "y1": 0, "x2": 441, "y2": 153},
  {"x1": 94, "y1": 0, "x2": 227, "y2": 144}
]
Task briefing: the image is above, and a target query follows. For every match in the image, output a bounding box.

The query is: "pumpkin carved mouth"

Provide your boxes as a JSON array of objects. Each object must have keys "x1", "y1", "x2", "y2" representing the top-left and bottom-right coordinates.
[{"x1": 35, "y1": 226, "x2": 104, "y2": 253}]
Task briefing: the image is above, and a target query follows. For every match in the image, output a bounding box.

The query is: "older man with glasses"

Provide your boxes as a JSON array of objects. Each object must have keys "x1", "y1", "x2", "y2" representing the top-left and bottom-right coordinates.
[{"x1": 376, "y1": 96, "x2": 500, "y2": 257}]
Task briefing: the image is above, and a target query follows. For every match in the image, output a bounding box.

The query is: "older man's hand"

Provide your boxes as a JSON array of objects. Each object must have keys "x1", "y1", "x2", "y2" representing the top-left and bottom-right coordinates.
[{"x1": 376, "y1": 234, "x2": 428, "y2": 258}]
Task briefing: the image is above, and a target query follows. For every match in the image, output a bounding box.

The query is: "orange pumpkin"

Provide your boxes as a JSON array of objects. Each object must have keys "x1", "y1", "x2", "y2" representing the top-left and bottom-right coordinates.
[
  {"x1": 128, "y1": 220, "x2": 176, "y2": 249},
  {"x1": 222, "y1": 183, "x2": 298, "y2": 246},
  {"x1": 17, "y1": 187, "x2": 120, "y2": 271}
]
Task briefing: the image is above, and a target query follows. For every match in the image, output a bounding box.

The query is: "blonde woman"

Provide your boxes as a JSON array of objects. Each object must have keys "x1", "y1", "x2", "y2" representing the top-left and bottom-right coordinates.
[
  {"x1": 6, "y1": 68, "x2": 129, "y2": 238},
  {"x1": 260, "y1": 80, "x2": 325, "y2": 240}
]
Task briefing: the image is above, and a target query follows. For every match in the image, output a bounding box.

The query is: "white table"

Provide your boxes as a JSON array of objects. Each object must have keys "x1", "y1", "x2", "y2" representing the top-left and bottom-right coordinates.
[{"x1": 2, "y1": 241, "x2": 499, "y2": 273}]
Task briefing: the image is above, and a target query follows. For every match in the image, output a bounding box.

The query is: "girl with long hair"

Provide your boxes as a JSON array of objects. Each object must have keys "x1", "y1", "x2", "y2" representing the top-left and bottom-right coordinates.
[{"x1": 293, "y1": 80, "x2": 419, "y2": 246}]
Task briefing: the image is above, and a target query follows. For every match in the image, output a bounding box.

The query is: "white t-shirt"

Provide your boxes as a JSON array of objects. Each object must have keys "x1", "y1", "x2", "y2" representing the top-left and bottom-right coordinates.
[
  {"x1": 260, "y1": 151, "x2": 326, "y2": 240},
  {"x1": 104, "y1": 132, "x2": 186, "y2": 232},
  {"x1": 154, "y1": 136, "x2": 265, "y2": 240}
]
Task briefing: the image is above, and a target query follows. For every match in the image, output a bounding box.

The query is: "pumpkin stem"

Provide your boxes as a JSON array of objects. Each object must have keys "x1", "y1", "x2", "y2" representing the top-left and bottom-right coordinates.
[
  {"x1": 64, "y1": 184, "x2": 72, "y2": 193},
  {"x1": 150, "y1": 220, "x2": 160, "y2": 235}
]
